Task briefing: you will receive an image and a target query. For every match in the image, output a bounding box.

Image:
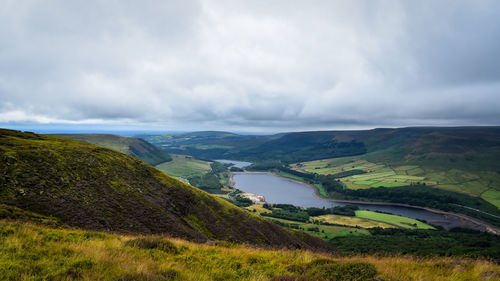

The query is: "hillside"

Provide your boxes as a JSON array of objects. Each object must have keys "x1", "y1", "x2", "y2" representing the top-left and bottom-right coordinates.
[
  {"x1": 138, "y1": 131, "x2": 366, "y2": 163},
  {"x1": 3, "y1": 219, "x2": 499, "y2": 281},
  {"x1": 0, "y1": 129, "x2": 331, "y2": 250},
  {"x1": 2, "y1": 219, "x2": 499, "y2": 281},
  {"x1": 58, "y1": 134, "x2": 172, "y2": 166}
]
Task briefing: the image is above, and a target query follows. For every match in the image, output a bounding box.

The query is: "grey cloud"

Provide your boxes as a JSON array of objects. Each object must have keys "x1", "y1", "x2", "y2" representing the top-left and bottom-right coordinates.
[{"x1": 0, "y1": 0, "x2": 499, "y2": 131}]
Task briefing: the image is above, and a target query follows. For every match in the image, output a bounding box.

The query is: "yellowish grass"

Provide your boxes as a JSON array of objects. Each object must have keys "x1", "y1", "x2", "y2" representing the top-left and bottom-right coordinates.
[
  {"x1": 314, "y1": 214, "x2": 396, "y2": 229},
  {"x1": 1, "y1": 220, "x2": 498, "y2": 281}
]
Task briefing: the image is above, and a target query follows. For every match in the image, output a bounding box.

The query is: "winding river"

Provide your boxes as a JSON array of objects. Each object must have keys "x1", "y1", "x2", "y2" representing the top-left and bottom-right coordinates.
[{"x1": 232, "y1": 172, "x2": 498, "y2": 233}]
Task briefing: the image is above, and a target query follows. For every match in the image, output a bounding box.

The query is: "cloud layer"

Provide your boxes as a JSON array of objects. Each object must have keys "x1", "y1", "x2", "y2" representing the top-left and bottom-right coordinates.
[{"x1": 1, "y1": 0, "x2": 500, "y2": 131}]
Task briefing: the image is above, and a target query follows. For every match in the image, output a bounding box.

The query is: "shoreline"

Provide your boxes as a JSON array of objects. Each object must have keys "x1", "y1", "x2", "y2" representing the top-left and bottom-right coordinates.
[{"x1": 229, "y1": 171, "x2": 500, "y2": 235}]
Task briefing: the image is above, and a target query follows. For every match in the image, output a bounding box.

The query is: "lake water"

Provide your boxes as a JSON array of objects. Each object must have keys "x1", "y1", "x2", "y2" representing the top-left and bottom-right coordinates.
[
  {"x1": 233, "y1": 173, "x2": 466, "y2": 229},
  {"x1": 215, "y1": 159, "x2": 252, "y2": 168}
]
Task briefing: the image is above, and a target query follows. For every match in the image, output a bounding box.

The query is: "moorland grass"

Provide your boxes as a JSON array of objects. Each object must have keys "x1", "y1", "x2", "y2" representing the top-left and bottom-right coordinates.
[{"x1": 1, "y1": 220, "x2": 499, "y2": 281}]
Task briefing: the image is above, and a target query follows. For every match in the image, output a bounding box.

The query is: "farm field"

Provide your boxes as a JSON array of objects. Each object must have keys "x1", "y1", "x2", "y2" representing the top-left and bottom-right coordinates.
[
  {"x1": 155, "y1": 154, "x2": 211, "y2": 179},
  {"x1": 313, "y1": 214, "x2": 396, "y2": 229},
  {"x1": 265, "y1": 217, "x2": 369, "y2": 239},
  {"x1": 292, "y1": 158, "x2": 433, "y2": 189},
  {"x1": 292, "y1": 157, "x2": 500, "y2": 208},
  {"x1": 244, "y1": 205, "x2": 369, "y2": 239},
  {"x1": 482, "y1": 189, "x2": 500, "y2": 209},
  {"x1": 355, "y1": 210, "x2": 435, "y2": 230}
]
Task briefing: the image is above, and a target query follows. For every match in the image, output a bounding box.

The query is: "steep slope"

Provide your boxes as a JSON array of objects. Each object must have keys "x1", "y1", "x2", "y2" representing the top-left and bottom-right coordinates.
[
  {"x1": 57, "y1": 134, "x2": 172, "y2": 166},
  {"x1": 0, "y1": 129, "x2": 331, "y2": 251}
]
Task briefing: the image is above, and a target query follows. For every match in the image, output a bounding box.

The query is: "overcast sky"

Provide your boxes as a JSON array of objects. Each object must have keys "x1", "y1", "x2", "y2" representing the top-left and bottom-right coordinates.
[{"x1": 1, "y1": 0, "x2": 500, "y2": 132}]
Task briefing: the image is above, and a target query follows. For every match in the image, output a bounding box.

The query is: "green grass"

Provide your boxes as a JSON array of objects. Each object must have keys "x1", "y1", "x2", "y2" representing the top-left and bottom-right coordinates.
[
  {"x1": 155, "y1": 154, "x2": 212, "y2": 179},
  {"x1": 273, "y1": 170, "x2": 306, "y2": 182},
  {"x1": 353, "y1": 180, "x2": 378, "y2": 185},
  {"x1": 369, "y1": 182, "x2": 407, "y2": 188},
  {"x1": 267, "y1": 217, "x2": 369, "y2": 239},
  {"x1": 355, "y1": 210, "x2": 435, "y2": 230},
  {"x1": 59, "y1": 134, "x2": 172, "y2": 165},
  {"x1": 313, "y1": 215, "x2": 396, "y2": 229},
  {"x1": 481, "y1": 189, "x2": 500, "y2": 209}
]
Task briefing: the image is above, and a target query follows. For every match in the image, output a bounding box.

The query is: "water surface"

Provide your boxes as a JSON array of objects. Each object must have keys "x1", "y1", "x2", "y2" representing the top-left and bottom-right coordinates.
[
  {"x1": 215, "y1": 159, "x2": 252, "y2": 168},
  {"x1": 233, "y1": 173, "x2": 465, "y2": 228}
]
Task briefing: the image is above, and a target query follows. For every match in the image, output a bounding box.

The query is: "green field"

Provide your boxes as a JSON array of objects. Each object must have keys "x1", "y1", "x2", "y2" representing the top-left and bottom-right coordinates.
[
  {"x1": 293, "y1": 158, "x2": 432, "y2": 190},
  {"x1": 313, "y1": 214, "x2": 396, "y2": 229},
  {"x1": 265, "y1": 217, "x2": 369, "y2": 239},
  {"x1": 293, "y1": 157, "x2": 500, "y2": 208},
  {"x1": 482, "y1": 189, "x2": 500, "y2": 209},
  {"x1": 355, "y1": 210, "x2": 435, "y2": 230},
  {"x1": 246, "y1": 205, "x2": 432, "y2": 236},
  {"x1": 155, "y1": 154, "x2": 212, "y2": 179},
  {"x1": 245, "y1": 205, "x2": 369, "y2": 239}
]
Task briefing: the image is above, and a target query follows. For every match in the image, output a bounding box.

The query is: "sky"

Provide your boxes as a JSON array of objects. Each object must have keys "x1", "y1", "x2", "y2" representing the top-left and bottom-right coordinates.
[{"x1": 1, "y1": 0, "x2": 500, "y2": 133}]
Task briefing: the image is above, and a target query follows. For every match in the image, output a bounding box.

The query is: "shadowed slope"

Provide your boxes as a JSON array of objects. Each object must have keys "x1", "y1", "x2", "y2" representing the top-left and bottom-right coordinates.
[{"x1": 57, "y1": 134, "x2": 172, "y2": 166}]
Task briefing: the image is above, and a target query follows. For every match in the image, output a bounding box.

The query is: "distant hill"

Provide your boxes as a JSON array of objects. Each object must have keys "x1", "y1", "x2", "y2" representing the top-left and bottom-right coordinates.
[
  {"x1": 0, "y1": 129, "x2": 331, "y2": 251},
  {"x1": 140, "y1": 127, "x2": 500, "y2": 168},
  {"x1": 139, "y1": 131, "x2": 366, "y2": 163},
  {"x1": 57, "y1": 134, "x2": 172, "y2": 166}
]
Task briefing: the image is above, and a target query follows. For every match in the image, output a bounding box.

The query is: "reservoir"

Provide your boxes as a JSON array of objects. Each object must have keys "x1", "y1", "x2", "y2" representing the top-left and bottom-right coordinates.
[
  {"x1": 215, "y1": 159, "x2": 252, "y2": 169},
  {"x1": 233, "y1": 172, "x2": 474, "y2": 230}
]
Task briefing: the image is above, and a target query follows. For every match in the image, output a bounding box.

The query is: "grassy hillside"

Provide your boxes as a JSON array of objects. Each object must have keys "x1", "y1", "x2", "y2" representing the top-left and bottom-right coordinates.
[
  {"x1": 0, "y1": 129, "x2": 330, "y2": 250},
  {"x1": 155, "y1": 154, "x2": 212, "y2": 180},
  {"x1": 58, "y1": 134, "x2": 172, "y2": 166},
  {"x1": 1, "y1": 219, "x2": 499, "y2": 281}
]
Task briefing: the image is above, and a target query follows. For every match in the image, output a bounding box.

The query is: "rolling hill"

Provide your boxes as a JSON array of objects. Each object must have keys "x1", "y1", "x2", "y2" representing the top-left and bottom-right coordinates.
[
  {"x1": 0, "y1": 129, "x2": 331, "y2": 251},
  {"x1": 139, "y1": 127, "x2": 500, "y2": 167},
  {"x1": 57, "y1": 134, "x2": 172, "y2": 166}
]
